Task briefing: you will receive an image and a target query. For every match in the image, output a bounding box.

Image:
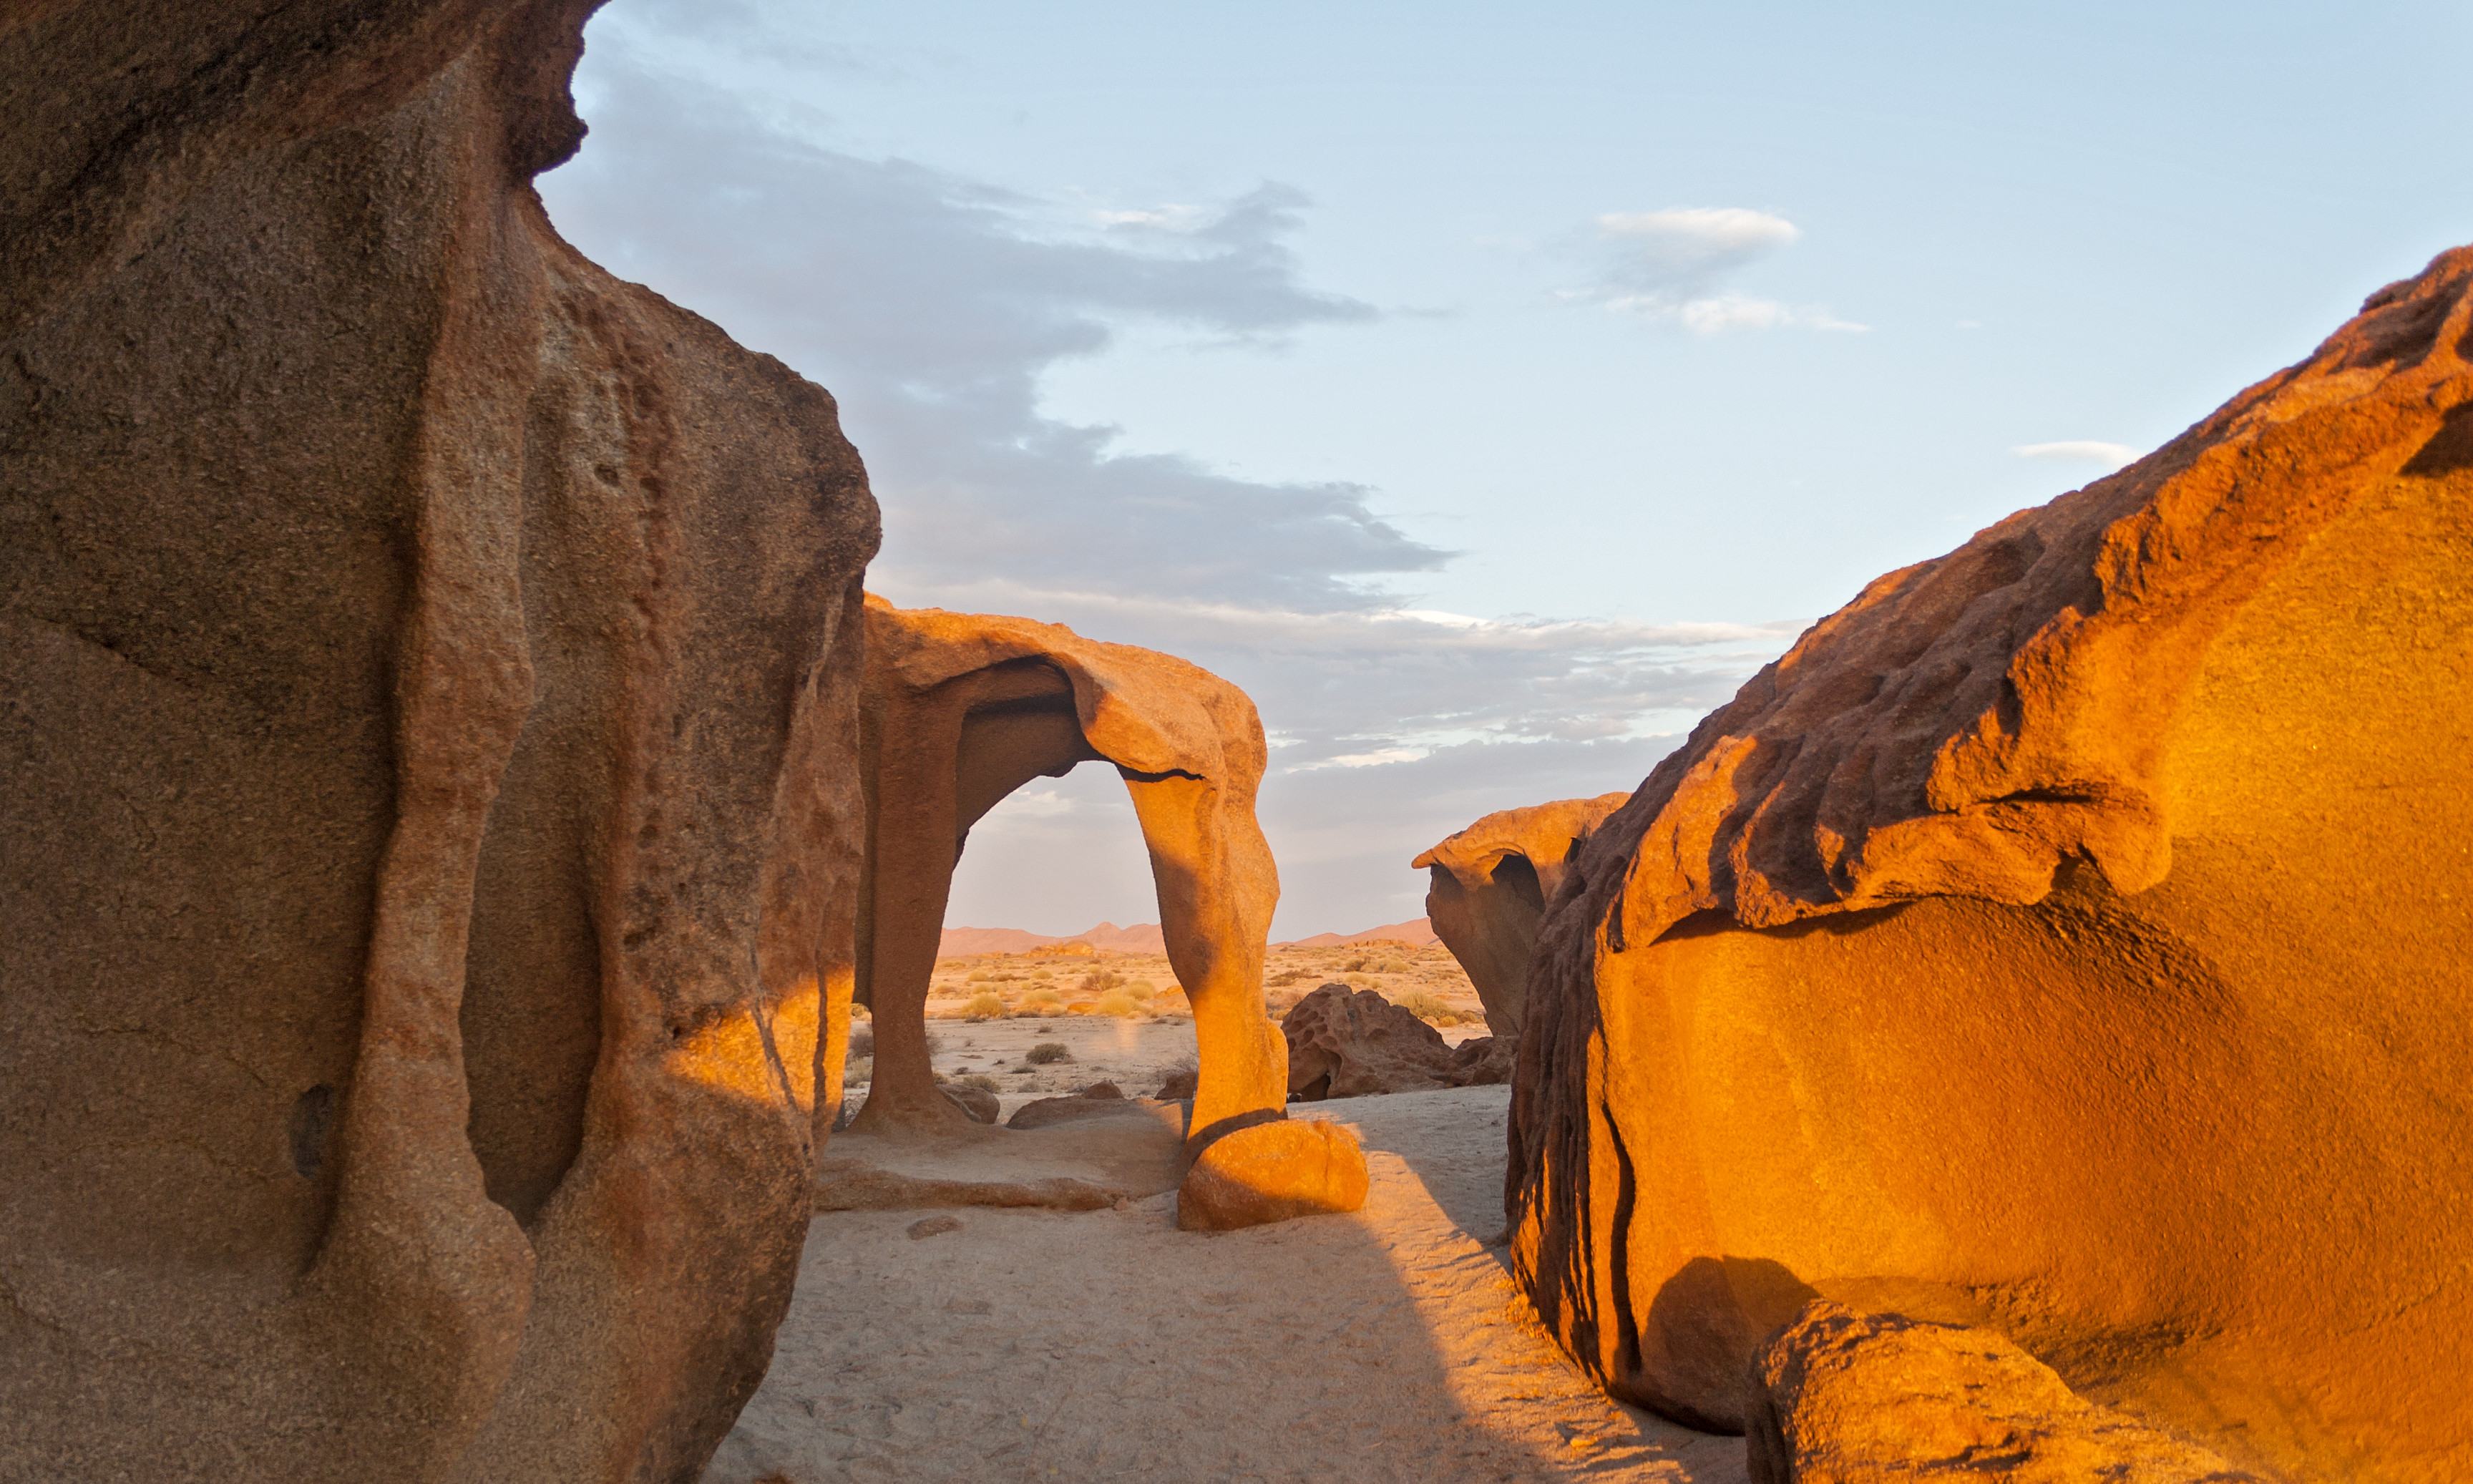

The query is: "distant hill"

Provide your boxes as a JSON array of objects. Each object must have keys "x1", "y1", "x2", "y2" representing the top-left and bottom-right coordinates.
[
  {"x1": 1275, "y1": 917, "x2": 1438, "y2": 949},
  {"x1": 936, "y1": 921, "x2": 1167, "y2": 958},
  {"x1": 936, "y1": 916, "x2": 1437, "y2": 960}
]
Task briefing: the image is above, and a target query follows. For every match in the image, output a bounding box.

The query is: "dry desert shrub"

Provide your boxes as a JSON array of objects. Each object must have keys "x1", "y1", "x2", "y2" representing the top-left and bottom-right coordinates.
[
  {"x1": 1393, "y1": 988, "x2": 1464, "y2": 1026},
  {"x1": 955, "y1": 1072, "x2": 1001, "y2": 1092},
  {"x1": 844, "y1": 1055, "x2": 872, "y2": 1086},
  {"x1": 845, "y1": 1024, "x2": 874, "y2": 1058},
  {"x1": 1025, "y1": 1040, "x2": 1073, "y2": 1065},
  {"x1": 1076, "y1": 966, "x2": 1125, "y2": 995},
  {"x1": 1018, "y1": 988, "x2": 1063, "y2": 1015},
  {"x1": 1093, "y1": 987, "x2": 1144, "y2": 1019},
  {"x1": 965, "y1": 990, "x2": 1006, "y2": 1020}
]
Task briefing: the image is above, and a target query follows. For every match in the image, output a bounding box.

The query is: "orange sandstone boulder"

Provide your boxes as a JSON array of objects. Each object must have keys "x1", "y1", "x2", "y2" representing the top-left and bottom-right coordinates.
[
  {"x1": 1511, "y1": 249, "x2": 2473, "y2": 1484},
  {"x1": 1746, "y1": 1303, "x2": 2262, "y2": 1484},
  {"x1": 0, "y1": 4, "x2": 877, "y2": 1478},
  {"x1": 1414, "y1": 793, "x2": 1629, "y2": 1038},
  {"x1": 1176, "y1": 1118, "x2": 1371, "y2": 1231}
]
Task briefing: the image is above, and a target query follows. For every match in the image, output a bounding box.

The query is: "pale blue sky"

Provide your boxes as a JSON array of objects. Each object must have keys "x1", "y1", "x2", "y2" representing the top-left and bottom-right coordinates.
[{"x1": 546, "y1": 0, "x2": 2472, "y2": 935}]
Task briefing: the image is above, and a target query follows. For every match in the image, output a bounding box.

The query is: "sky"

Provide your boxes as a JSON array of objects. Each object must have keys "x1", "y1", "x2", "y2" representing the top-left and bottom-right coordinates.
[{"x1": 540, "y1": 0, "x2": 2472, "y2": 938}]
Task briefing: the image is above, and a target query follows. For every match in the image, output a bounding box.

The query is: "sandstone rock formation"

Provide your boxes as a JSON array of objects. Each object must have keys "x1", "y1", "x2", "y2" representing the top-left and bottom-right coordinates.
[
  {"x1": 941, "y1": 1083, "x2": 1001, "y2": 1124},
  {"x1": 1176, "y1": 1118, "x2": 1372, "y2": 1232},
  {"x1": 1509, "y1": 250, "x2": 2473, "y2": 1483},
  {"x1": 852, "y1": 602, "x2": 1350, "y2": 1216},
  {"x1": 1008, "y1": 1082, "x2": 1141, "y2": 1131},
  {"x1": 1414, "y1": 794, "x2": 1629, "y2": 1038},
  {"x1": 1, "y1": 4, "x2": 878, "y2": 1479},
  {"x1": 1284, "y1": 982, "x2": 1516, "y2": 1100},
  {"x1": 1746, "y1": 1302, "x2": 2261, "y2": 1484}
]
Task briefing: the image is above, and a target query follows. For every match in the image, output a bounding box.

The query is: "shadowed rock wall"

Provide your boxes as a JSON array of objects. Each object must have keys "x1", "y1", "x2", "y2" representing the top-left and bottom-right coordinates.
[
  {"x1": 1415, "y1": 792, "x2": 1629, "y2": 1038},
  {"x1": 1509, "y1": 249, "x2": 2473, "y2": 1484},
  {"x1": 0, "y1": 4, "x2": 879, "y2": 1478}
]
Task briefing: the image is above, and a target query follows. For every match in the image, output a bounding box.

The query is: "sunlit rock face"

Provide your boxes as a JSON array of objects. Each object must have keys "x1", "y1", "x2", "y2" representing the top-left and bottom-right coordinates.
[
  {"x1": 0, "y1": 4, "x2": 878, "y2": 1478},
  {"x1": 1414, "y1": 792, "x2": 1630, "y2": 1038},
  {"x1": 1509, "y1": 248, "x2": 2473, "y2": 1484},
  {"x1": 853, "y1": 599, "x2": 1292, "y2": 1156},
  {"x1": 1745, "y1": 1302, "x2": 2261, "y2": 1484}
]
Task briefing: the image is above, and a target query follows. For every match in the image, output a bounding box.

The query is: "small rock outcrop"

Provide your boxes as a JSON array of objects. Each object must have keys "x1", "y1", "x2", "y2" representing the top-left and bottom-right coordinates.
[
  {"x1": 1747, "y1": 1303, "x2": 2262, "y2": 1484},
  {"x1": 1414, "y1": 794, "x2": 1629, "y2": 1038},
  {"x1": 1511, "y1": 248, "x2": 2473, "y2": 1483},
  {"x1": 1, "y1": 3, "x2": 878, "y2": 1478},
  {"x1": 940, "y1": 1083, "x2": 1001, "y2": 1124},
  {"x1": 1176, "y1": 1118, "x2": 1370, "y2": 1232},
  {"x1": 1007, "y1": 1082, "x2": 1137, "y2": 1131},
  {"x1": 1283, "y1": 983, "x2": 1515, "y2": 1099}
]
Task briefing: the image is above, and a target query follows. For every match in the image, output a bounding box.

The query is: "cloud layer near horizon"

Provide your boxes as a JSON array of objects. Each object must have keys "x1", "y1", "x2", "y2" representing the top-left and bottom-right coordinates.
[{"x1": 541, "y1": 6, "x2": 1797, "y2": 934}]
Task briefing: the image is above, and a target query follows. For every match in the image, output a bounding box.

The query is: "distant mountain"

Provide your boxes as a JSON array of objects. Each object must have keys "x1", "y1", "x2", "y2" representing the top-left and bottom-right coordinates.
[
  {"x1": 936, "y1": 921, "x2": 1167, "y2": 958},
  {"x1": 935, "y1": 916, "x2": 1436, "y2": 959},
  {"x1": 1274, "y1": 917, "x2": 1438, "y2": 949}
]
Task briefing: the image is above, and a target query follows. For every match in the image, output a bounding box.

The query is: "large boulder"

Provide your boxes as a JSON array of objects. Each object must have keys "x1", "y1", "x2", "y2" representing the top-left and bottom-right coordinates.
[
  {"x1": 1510, "y1": 250, "x2": 2473, "y2": 1483},
  {"x1": 1413, "y1": 793, "x2": 1629, "y2": 1038},
  {"x1": 0, "y1": 4, "x2": 877, "y2": 1478},
  {"x1": 1284, "y1": 982, "x2": 1455, "y2": 1098},
  {"x1": 1747, "y1": 1302, "x2": 2261, "y2": 1484},
  {"x1": 1176, "y1": 1118, "x2": 1370, "y2": 1231}
]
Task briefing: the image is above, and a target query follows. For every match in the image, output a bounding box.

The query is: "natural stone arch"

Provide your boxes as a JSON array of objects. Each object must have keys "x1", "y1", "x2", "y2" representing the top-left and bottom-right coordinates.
[
  {"x1": 1413, "y1": 793, "x2": 1628, "y2": 1039},
  {"x1": 852, "y1": 598, "x2": 1287, "y2": 1153}
]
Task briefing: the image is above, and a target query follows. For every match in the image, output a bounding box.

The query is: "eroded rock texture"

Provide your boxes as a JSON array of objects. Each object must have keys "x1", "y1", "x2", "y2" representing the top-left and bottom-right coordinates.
[
  {"x1": 1509, "y1": 250, "x2": 2473, "y2": 1483},
  {"x1": 0, "y1": 5, "x2": 878, "y2": 1478},
  {"x1": 1414, "y1": 793, "x2": 1629, "y2": 1038},
  {"x1": 1284, "y1": 982, "x2": 1513, "y2": 1099},
  {"x1": 854, "y1": 600, "x2": 1289, "y2": 1151},
  {"x1": 1746, "y1": 1302, "x2": 2260, "y2": 1484}
]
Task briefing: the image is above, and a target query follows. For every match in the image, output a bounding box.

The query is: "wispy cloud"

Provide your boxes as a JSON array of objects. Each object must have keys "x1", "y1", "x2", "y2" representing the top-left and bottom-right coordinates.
[
  {"x1": 2013, "y1": 439, "x2": 2140, "y2": 469},
  {"x1": 1573, "y1": 205, "x2": 1864, "y2": 333},
  {"x1": 542, "y1": 11, "x2": 1799, "y2": 932}
]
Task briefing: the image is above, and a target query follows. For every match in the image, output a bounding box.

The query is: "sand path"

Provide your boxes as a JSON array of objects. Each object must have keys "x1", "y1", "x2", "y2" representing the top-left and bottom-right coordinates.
[{"x1": 708, "y1": 1087, "x2": 1747, "y2": 1483}]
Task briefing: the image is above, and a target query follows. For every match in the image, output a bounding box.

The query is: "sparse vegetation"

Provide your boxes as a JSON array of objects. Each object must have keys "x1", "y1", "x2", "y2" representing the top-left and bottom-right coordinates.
[
  {"x1": 1093, "y1": 987, "x2": 1144, "y2": 1019},
  {"x1": 955, "y1": 1072, "x2": 1001, "y2": 1092},
  {"x1": 1076, "y1": 967, "x2": 1124, "y2": 995},
  {"x1": 1025, "y1": 1040, "x2": 1072, "y2": 1065},
  {"x1": 965, "y1": 990, "x2": 1006, "y2": 1020},
  {"x1": 1018, "y1": 988, "x2": 1063, "y2": 1015},
  {"x1": 846, "y1": 1025, "x2": 874, "y2": 1059},
  {"x1": 844, "y1": 1056, "x2": 872, "y2": 1085},
  {"x1": 1393, "y1": 988, "x2": 1464, "y2": 1026}
]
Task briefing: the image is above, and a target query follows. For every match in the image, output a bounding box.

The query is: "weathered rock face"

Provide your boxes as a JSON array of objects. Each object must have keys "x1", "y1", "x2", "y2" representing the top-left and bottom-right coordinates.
[
  {"x1": 940, "y1": 1083, "x2": 1001, "y2": 1124},
  {"x1": 0, "y1": 5, "x2": 878, "y2": 1479},
  {"x1": 1176, "y1": 1118, "x2": 1371, "y2": 1232},
  {"x1": 1007, "y1": 1082, "x2": 1140, "y2": 1131},
  {"x1": 1746, "y1": 1302, "x2": 2262, "y2": 1484},
  {"x1": 1414, "y1": 793, "x2": 1629, "y2": 1038},
  {"x1": 1509, "y1": 250, "x2": 2473, "y2": 1483},
  {"x1": 853, "y1": 600, "x2": 1289, "y2": 1156},
  {"x1": 1283, "y1": 982, "x2": 1510, "y2": 1098}
]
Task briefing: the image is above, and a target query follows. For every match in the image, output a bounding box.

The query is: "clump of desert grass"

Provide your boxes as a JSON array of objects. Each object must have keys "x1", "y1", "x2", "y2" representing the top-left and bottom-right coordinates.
[
  {"x1": 845, "y1": 1024, "x2": 874, "y2": 1058},
  {"x1": 1015, "y1": 988, "x2": 1063, "y2": 1017},
  {"x1": 952, "y1": 1072, "x2": 1001, "y2": 1092},
  {"x1": 1392, "y1": 988, "x2": 1470, "y2": 1027},
  {"x1": 1025, "y1": 1040, "x2": 1073, "y2": 1065},
  {"x1": 964, "y1": 990, "x2": 1006, "y2": 1020}
]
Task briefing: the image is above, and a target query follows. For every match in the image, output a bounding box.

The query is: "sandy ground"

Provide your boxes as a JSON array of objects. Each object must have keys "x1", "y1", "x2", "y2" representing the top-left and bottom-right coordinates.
[
  {"x1": 849, "y1": 941, "x2": 1496, "y2": 1122},
  {"x1": 708, "y1": 1086, "x2": 1749, "y2": 1483}
]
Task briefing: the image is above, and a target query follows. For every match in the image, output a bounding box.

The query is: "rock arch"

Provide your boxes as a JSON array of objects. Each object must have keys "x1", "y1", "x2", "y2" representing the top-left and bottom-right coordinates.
[
  {"x1": 852, "y1": 599, "x2": 1288, "y2": 1153},
  {"x1": 1413, "y1": 793, "x2": 1629, "y2": 1039}
]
